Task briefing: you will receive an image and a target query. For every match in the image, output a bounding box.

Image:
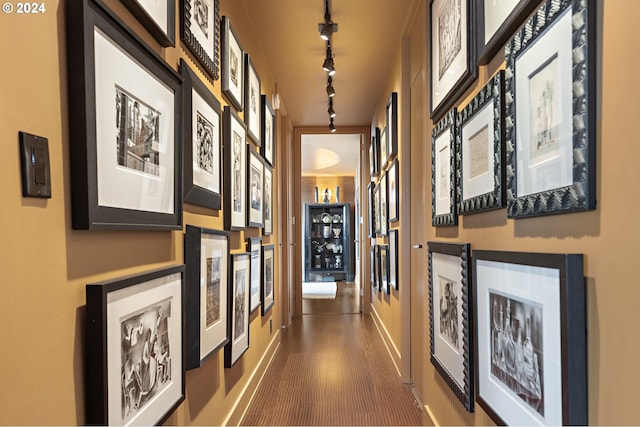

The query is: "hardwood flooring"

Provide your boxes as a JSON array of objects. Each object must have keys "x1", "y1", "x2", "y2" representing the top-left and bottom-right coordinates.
[{"x1": 302, "y1": 281, "x2": 360, "y2": 314}]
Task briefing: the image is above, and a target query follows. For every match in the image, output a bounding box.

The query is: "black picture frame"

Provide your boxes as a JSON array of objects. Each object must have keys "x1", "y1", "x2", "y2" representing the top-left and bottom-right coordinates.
[
  {"x1": 378, "y1": 173, "x2": 388, "y2": 236},
  {"x1": 388, "y1": 229, "x2": 398, "y2": 290},
  {"x1": 370, "y1": 246, "x2": 377, "y2": 293},
  {"x1": 367, "y1": 182, "x2": 376, "y2": 238},
  {"x1": 428, "y1": 241, "x2": 473, "y2": 412},
  {"x1": 261, "y1": 95, "x2": 276, "y2": 166},
  {"x1": 121, "y1": 0, "x2": 175, "y2": 47},
  {"x1": 505, "y1": 0, "x2": 596, "y2": 219},
  {"x1": 180, "y1": 59, "x2": 222, "y2": 210},
  {"x1": 247, "y1": 236, "x2": 262, "y2": 313},
  {"x1": 225, "y1": 252, "x2": 251, "y2": 367},
  {"x1": 388, "y1": 158, "x2": 400, "y2": 223},
  {"x1": 263, "y1": 163, "x2": 273, "y2": 236},
  {"x1": 456, "y1": 70, "x2": 505, "y2": 215},
  {"x1": 244, "y1": 54, "x2": 262, "y2": 145},
  {"x1": 369, "y1": 127, "x2": 380, "y2": 178},
  {"x1": 379, "y1": 244, "x2": 390, "y2": 295},
  {"x1": 473, "y1": 249, "x2": 586, "y2": 425},
  {"x1": 223, "y1": 106, "x2": 247, "y2": 231},
  {"x1": 85, "y1": 265, "x2": 185, "y2": 425},
  {"x1": 247, "y1": 146, "x2": 265, "y2": 228},
  {"x1": 184, "y1": 225, "x2": 229, "y2": 370},
  {"x1": 179, "y1": 0, "x2": 220, "y2": 79},
  {"x1": 221, "y1": 16, "x2": 244, "y2": 111},
  {"x1": 67, "y1": 0, "x2": 182, "y2": 231},
  {"x1": 385, "y1": 92, "x2": 398, "y2": 166},
  {"x1": 432, "y1": 108, "x2": 458, "y2": 226},
  {"x1": 261, "y1": 244, "x2": 275, "y2": 315}
]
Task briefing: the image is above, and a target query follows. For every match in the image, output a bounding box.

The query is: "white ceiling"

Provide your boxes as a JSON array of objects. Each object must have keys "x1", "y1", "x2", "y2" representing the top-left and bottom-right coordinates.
[{"x1": 301, "y1": 134, "x2": 361, "y2": 176}]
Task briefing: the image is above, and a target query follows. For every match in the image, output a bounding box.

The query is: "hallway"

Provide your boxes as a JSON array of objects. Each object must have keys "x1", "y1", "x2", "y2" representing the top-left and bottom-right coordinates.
[{"x1": 240, "y1": 314, "x2": 427, "y2": 426}]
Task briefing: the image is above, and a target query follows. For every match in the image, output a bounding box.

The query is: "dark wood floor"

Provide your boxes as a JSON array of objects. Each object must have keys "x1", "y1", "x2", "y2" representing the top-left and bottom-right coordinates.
[
  {"x1": 302, "y1": 281, "x2": 360, "y2": 314},
  {"x1": 240, "y1": 314, "x2": 425, "y2": 426}
]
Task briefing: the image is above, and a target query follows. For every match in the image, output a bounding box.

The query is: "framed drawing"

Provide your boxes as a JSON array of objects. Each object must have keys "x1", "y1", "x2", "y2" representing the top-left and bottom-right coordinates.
[
  {"x1": 374, "y1": 245, "x2": 381, "y2": 293},
  {"x1": 263, "y1": 164, "x2": 273, "y2": 235},
  {"x1": 386, "y1": 92, "x2": 398, "y2": 164},
  {"x1": 456, "y1": 70, "x2": 505, "y2": 215},
  {"x1": 427, "y1": 241, "x2": 473, "y2": 412},
  {"x1": 85, "y1": 265, "x2": 185, "y2": 425},
  {"x1": 388, "y1": 229, "x2": 398, "y2": 290},
  {"x1": 379, "y1": 244, "x2": 390, "y2": 295},
  {"x1": 369, "y1": 127, "x2": 380, "y2": 178},
  {"x1": 225, "y1": 252, "x2": 251, "y2": 367},
  {"x1": 179, "y1": 0, "x2": 220, "y2": 79},
  {"x1": 67, "y1": 0, "x2": 182, "y2": 230},
  {"x1": 367, "y1": 182, "x2": 376, "y2": 238},
  {"x1": 379, "y1": 173, "x2": 388, "y2": 236},
  {"x1": 261, "y1": 244, "x2": 275, "y2": 315},
  {"x1": 179, "y1": 59, "x2": 222, "y2": 210},
  {"x1": 473, "y1": 249, "x2": 586, "y2": 425},
  {"x1": 388, "y1": 158, "x2": 399, "y2": 222},
  {"x1": 184, "y1": 225, "x2": 229, "y2": 370},
  {"x1": 223, "y1": 106, "x2": 247, "y2": 230},
  {"x1": 476, "y1": 0, "x2": 540, "y2": 65},
  {"x1": 261, "y1": 95, "x2": 276, "y2": 166},
  {"x1": 247, "y1": 147, "x2": 265, "y2": 228},
  {"x1": 380, "y1": 127, "x2": 388, "y2": 171},
  {"x1": 370, "y1": 246, "x2": 377, "y2": 293},
  {"x1": 505, "y1": 0, "x2": 596, "y2": 218},
  {"x1": 244, "y1": 55, "x2": 262, "y2": 145},
  {"x1": 247, "y1": 237, "x2": 262, "y2": 313},
  {"x1": 432, "y1": 109, "x2": 457, "y2": 226},
  {"x1": 373, "y1": 181, "x2": 381, "y2": 236},
  {"x1": 121, "y1": 0, "x2": 175, "y2": 47},
  {"x1": 430, "y1": 0, "x2": 477, "y2": 121},
  {"x1": 221, "y1": 16, "x2": 244, "y2": 111}
]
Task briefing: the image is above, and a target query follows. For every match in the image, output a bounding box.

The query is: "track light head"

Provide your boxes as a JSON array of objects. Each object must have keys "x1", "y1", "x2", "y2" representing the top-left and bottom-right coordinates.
[
  {"x1": 329, "y1": 119, "x2": 336, "y2": 133},
  {"x1": 320, "y1": 22, "x2": 332, "y2": 41},
  {"x1": 322, "y1": 55, "x2": 335, "y2": 75},
  {"x1": 328, "y1": 103, "x2": 336, "y2": 118},
  {"x1": 326, "y1": 77, "x2": 335, "y2": 97}
]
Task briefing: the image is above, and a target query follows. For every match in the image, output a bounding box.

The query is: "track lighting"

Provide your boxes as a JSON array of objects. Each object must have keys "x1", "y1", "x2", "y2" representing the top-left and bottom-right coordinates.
[
  {"x1": 322, "y1": 48, "x2": 335, "y2": 75},
  {"x1": 328, "y1": 99, "x2": 336, "y2": 118},
  {"x1": 318, "y1": 0, "x2": 338, "y2": 40},
  {"x1": 329, "y1": 118, "x2": 336, "y2": 133},
  {"x1": 326, "y1": 77, "x2": 335, "y2": 97}
]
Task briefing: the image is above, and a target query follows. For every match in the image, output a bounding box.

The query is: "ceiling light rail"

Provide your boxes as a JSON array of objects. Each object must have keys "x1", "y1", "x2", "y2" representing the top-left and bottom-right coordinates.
[{"x1": 319, "y1": 0, "x2": 338, "y2": 132}]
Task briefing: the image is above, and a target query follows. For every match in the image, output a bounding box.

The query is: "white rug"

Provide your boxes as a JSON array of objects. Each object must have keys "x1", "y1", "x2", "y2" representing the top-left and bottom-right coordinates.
[{"x1": 302, "y1": 281, "x2": 337, "y2": 299}]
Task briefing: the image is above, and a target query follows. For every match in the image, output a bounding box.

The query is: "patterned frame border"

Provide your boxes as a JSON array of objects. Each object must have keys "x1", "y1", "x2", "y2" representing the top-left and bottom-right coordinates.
[
  {"x1": 180, "y1": 0, "x2": 220, "y2": 80},
  {"x1": 431, "y1": 108, "x2": 458, "y2": 226}
]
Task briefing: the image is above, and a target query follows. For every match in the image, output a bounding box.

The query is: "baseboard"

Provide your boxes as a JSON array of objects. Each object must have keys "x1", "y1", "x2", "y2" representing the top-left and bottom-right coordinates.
[
  {"x1": 369, "y1": 305, "x2": 401, "y2": 377},
  {"x1": 425, "y1": 404, "x2": 439, "y2": 426}
]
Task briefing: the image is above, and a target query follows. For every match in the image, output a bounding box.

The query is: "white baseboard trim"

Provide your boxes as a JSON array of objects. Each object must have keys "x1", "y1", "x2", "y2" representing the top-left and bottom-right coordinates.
[
  {"x1": 425, "y1": 404, "x2": 439, "y2": 426},
  {"x1": 369, "y1": 305, "x2": 401, "y2": 377}
]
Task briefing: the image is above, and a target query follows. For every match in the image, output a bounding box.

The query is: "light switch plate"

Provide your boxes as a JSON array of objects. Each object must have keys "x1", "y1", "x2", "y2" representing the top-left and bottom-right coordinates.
[{"x1": 19, "y1": 131, "x2": 51, "y2": 198}]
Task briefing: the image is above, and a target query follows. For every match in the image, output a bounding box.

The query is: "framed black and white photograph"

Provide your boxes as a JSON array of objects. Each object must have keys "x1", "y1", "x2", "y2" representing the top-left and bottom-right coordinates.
[
  {"x1": 85, "y1": 265, "x2": 185, "y2": 425},
  {"x1": 179, "y1": 0, "x2": 220, "y2": 79},
  {"x1": 247, "y1": 237, "x2": 262, "y2": 313},
  {"x1": 261, "y1": 244, "x2": 275, "y2": 315},
  {"x1": 244, "y1": 55, "x2": 262, "y2": 145},
  {"x1": 428, "y1": 241, "x2": 473, "y2": 412},
  {"x1": 388, "y1": 229, "x2": 398, "y2": 290},
  {"x1": 388, "y1": 158, "x2": 399, "y2": 223},
  {"x1": 261, "y1": 95, "x2": 275, "y2": 166},
  {"x1": 221, "y1": 16, "x2": 244, "y2": 111},
  {"x1": 225, "y1": 253, "x2": 251, "y2": 367},
  {"x1": 430, "y1": 0, "x2": 477, "y2": 121},
  {"x1": 473, "y1": 249, "x2": 586, "y2": 425},
  {"x1": 379, "y1": 173, "x2": 388, "y2": 236},
  {"x1": 373, "y1": 181, "x2": 382, "y2": 236},
  {"x1": 247, "y1": 146, "x2": 265, "y2": 228},
  {"x1": 223, "y1": 106, "x2": 247, "y2": 230},
  {"x1": 373, "y1": 245, "x2": 381, "y2": 293},
  {"x1": 263, "y1": 164, "x2": 273, "y2": 235},
  {"x1": 505, "y1": 0, "x2": 596, "y2": 218},
  {"x1": 369, "y1": 127, "x2": 380, "y2": 178},
  {"x1": 380, "y1": 127, "x2": 388, "y2": 171},
  {"x1": 179, "y1": 59, "x2": 222, "y2": 210},
  {"x1": 385, "y1": 92, "x2": 398, "y2": 165},
  {"x1": 379, "y1": 244, "x2": 390, "y2": 295},
  {"x1": 184, "y1": 225, "x2": 229, "y2": 370},
  {"x1": 367, "y1": 182, "x2": 376, "y2": 238},
  {"x1": 67, "y1": 0, "x2": 182, "y2": 230},
  {"x1": 456, "y1": 70, "x2": 505, "y2": 215},
  {"x1": 121, "y1": 0, "x2": 175, "y2": 47},
  {"x1": 432, "y1": 109, "x2": 457, "y2": 226}
]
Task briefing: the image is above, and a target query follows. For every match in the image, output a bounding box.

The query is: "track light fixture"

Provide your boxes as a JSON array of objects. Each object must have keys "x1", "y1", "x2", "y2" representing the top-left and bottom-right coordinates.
[
  {"x1": 329, "y1": 118, "x2": 336, "y2": 133},
  {"x1": 321, "y1": 0, "x2": 338, "y2": 133},
  {"x1": 318, "y1": 0, "x2": 338, "y2": 40},
  {"x1": 328, "y1": 99, "x2": 336, "y2": 118},
  {"x1": 326, "y1": 77, "x2": 335, "y2": 97},
  {"x1": 322, "y1": 45, "x2": 336, "y2": 76}
]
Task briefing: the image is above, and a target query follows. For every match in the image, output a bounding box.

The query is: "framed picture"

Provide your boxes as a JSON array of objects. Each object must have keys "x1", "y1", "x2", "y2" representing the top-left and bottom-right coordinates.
[
  {"x1": 225, "y1": 252, "x2": 251, "y2": 367},
  {"x1": 379, "y1": 173, "x2": 388, "y2": 236},
  {"x1": 456, "y1": 70, "x2": 505, "y2": 215},
  {"x1": 244, "y1": 55, "x2": 262, "y2": 145},
  {"x1": 261, "y1": 244, "x2": 275, "y2": 315},
  {"x1": 179, "y1": 0, "x2": 220, "y2": 79},
  {"x1": 432, "y1": 109, "x2": 457, "y2": 226},
  {"x1": 430, "y1": 0, "x2": 477, "y2": 121},
  {"x1": 247, "y1": 237, "x2": 262, "y2": 313},
  {"x1": 476, "y1": 0, "x2": 540, "y2": 65},
  {"x1": 261, "y1": 95, "x2": 276, "y2": 166},
  {"x1": 184, "y1": 225, "x2": 229, "y2": 370},
  {"x1": 121, "y1": 0, "x2": 175, "y2": 47},
  {"x1": 380, "y1": 127, "x2": 388, "y2": 171},
  {"x1": 221, "y1": 16, "x2": 244, "y2": 111},
  {"x1": 385, "y1": 92, "x2": 398, "y2": 165},
  {"x1": 388, "y1": 158, "x2": 399, "y2": 222},
  {"x1": 473, "y1": 249, "x2": 587, "y2": 425},
  {"x1": 367, "y1": 182, "x2": 376, "y2": 238},
  {"x1": 179, "y1": 59, "x2": 222, "y2": 210},
  {"x1": 373, "y1": 245, "x2": 381, "y2": 293},
  {"x1": 427, "y1": 241, "x2": 473, "y2": 412},
  {"x1": 370, "y1": 246, "x2": 377, "y2": 293},
  {"x1": 379, "y1": 244, "x2": 390, "y2": 295},
  {"x1": 369, "y1": 127, "x2": 380, "y2": 178},
  {"x1": 247, "y1": 146, "x2": 265, "y2": 228},
  {"x1": 223, "y1": 106, "x2": 247, "y2": 230},
  {"x1": 505, "y1": 0, "x2": 596, "y2": 218},
  {"x1": 388, "y1": 229, "x2": 398, "y2": 290},
  {"x1": 67, "y1": 0, "x2": 182, "y2": 230},
  {"x1": 85, "y1": 265, "x2": 185, "y2": 425},
  {"x1": 263, "y1": 164, "x2": 273, "y2": 235},
  {"x1": 373, "y1": 181, "x2": 382, "y2": 236}
]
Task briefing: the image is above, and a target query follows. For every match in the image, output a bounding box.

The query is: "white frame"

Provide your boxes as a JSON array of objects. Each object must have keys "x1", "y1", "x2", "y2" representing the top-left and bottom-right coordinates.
[
  {"x1": 247, "y1": 237, "x2": 262, "y2": 313},
  {"x1": 244, "y1": 54, "x2": 262, "y2": 145},
  {"x1": 225, "y1": 253, "x2": 250, "y2": 367}
]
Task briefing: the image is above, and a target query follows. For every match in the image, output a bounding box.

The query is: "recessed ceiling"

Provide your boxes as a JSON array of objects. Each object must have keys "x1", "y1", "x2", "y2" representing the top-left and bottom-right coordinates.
[{"x1": 301, "y1": 134, "x2": 360, "y2": 176}]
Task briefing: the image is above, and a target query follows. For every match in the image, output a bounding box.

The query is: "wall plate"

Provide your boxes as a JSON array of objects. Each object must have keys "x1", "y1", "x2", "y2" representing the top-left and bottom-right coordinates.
[{"x1": 19, "y1": 131, "x2": 51, "y2": 198}]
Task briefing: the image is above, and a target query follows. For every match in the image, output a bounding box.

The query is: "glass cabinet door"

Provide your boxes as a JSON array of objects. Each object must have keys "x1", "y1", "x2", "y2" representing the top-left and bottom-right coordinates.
[{"x1": 304, "y1": 203, "x2": 351, "y2": 281}]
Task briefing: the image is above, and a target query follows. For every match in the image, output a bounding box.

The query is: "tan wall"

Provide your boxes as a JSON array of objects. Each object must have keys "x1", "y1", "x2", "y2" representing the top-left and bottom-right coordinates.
[
  {"x1": 300, "y1": 176, "x2": 355, "y2": 206},
  {"x1": 0, "y1": 0, "x2": 284, "y2": 424}
]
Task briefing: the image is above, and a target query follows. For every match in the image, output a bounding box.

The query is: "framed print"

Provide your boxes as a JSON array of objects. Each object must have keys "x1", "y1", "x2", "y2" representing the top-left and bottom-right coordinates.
[
  {"x1": 85, "y1": 265, "x2": 185, "y2": 425},
  {"x1": 263, "y1": 164, "x2": 273, "y2": 235},
  {"x1": 380, "y1": 127, "x2": 388, "y2": 171},
  {"x1": 225, "y1": 253, "x2": 251, "y2": 367},
  {"x1": 179, "y1": 59, "x2": 222, "y2": 210},
  {"x1": 456, "y1": 70, "x2": 505, "y2": 215},
  {"x1": 247, "y1": 146, "x2": 265, "y2": 228},
  {"x1": 184, "y1": 225, "x2": 229, "y2": 370},
  {"x1": 379, "y1": 173, "x2": 388, "y2": 236},
  {"x1": 244, "y1": 55, "x2": 262, "y2": 145},
  {"x1": 223, "y1": 106, "x2": 247, "y2": 230},
  {"x1": 221, "y1": 16, "x2": 244, "y2": 111},
  {"x1": 370, "y1": 246, "x2": 377, "y2": 293},
  {"x1": 121, "y1": 0, "x2": 175, "y2": 47},
  {"x1": 385, "y1": 92, "x2": 398, "y2": 165},
  {"x1": 388, "y1": 229, "x2": 398, "y2": 290},
  {"x1": 373, "y1": 181, "x2": 382, "y2": 235},
  {"x1": 388, "y1": 158, "x2": 399, "y2": 222},
  {"x1": 473, "y1": 250, "x2": 586, "y2": 425},
  {"x1": 505, "y1": 0, "x2": 596, "y2": 218},
  {"x1": 179, "y1": 0, "x2": 220, "y2": 79},
  {"x1": 261, "y1": 244, "x2": 275, "y2": 315},
  {"x1": 379, "y1": 244, "x2": 390, "y2": 295},
  {"x1": 67, "y1": 0, "x2": 182, "y2": 230},
  {"x1": 476, "y1": 0, "x2": 540, "y2": 65},
  {"x1": 367, "y1": 182, "x2": 376, "y2": 238},
  {"x1": 261, "y1": 95, "x2": 276, "y2": 166},
  {"x1": 430, "y1": 0, "x2": 477, "y2": 121},
  {"x1": 428, "y1": 241, "x2": 473, "y2": 412},
  {"x1": 369, "y1": 127, "x2": 380, "y2": 178},
  {"x1": 373, "y1": 245, "x2": 381, "y2": 293},
  {"x1": 247, "y1": 237, "x2": 262, "y2": 313},
  {"x1": 432, "y1": 109, "x2": 457, "y2": 226}
]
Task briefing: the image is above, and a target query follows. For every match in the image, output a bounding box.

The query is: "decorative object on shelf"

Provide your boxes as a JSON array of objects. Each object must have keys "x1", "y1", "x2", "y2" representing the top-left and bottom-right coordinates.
[
  {"x1": 184, "y1": 225, "x2": 229, "y2": 370},
  {"x1": 388, "y1": 158, "x2": 399, "y2": 222},
  {"x1": 473, "y1": 249, "x2": 587, "y2": 425},
  {"x1": 85, "y1": 265, "x2": 185, "y2": 425},
  {"x1": 322, "y1": 188, "x2": 332, "y2": 203},
  {"x1": 385, "y1": 92, "x2": 398, "y2": 167},
  {"x1": 179, "y1": 0, "x2": 220, "y2": 79},
  {"x1": 428, "y1": 241, "x2": 473, "y2": 412},
  {"x1": 225, "y1": 252, "x2": 250, "y2": 367},
  {"x1": 261, "y1": 94, "x2": 276, "y2": 166},
  {"x1": 223, "y1": 106, "x2": 247, "y2": 230},
  {"x1": 263, "y1": 164, "x2": 273, "y2": 235},
  {"x1": 388, "y1": 229, "x2": 398, "y2": 290},
  {"x1": 247, "y1": 146, "x2": 265, "y2": 228},
  {"x1": 432, "y1": 108, "x2": 458, "y2": 226},
  {"x1": 244, "y1": 54, "x2": 262, "y2": 145},
  {"x1": 221, "y1": 16, "x2": 244, "y2": 111},
  {"x1": 261, "y1": 244, "x2": 275, "y2": 315},
  {"x1": 247, "y1": 237, "x2": 262, "y2": 313},
  {"x1": 505, "y1": 0, "x2": 596, "y2": 219},
  {"x1": 314, "y1": 186, "x2": 319, "y2": 203},
  {"x1": 370, "y1": 127, "x2": 380, "y2": 178},
  {"x1": 335, "y1": 186, "x2": 340, "y2": 202},
  {"x1": 121, "y1": 0, "x2": 175, "y2": 47}
]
